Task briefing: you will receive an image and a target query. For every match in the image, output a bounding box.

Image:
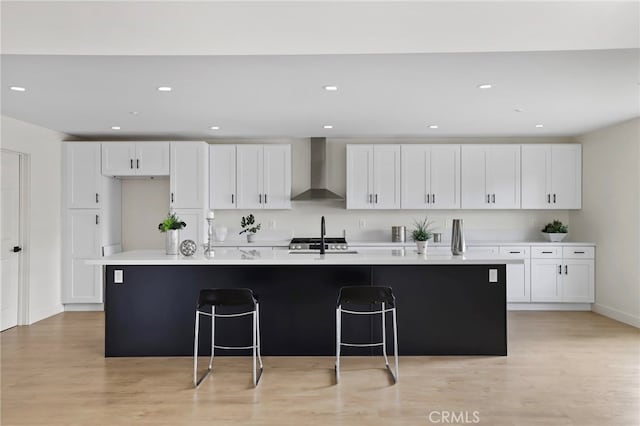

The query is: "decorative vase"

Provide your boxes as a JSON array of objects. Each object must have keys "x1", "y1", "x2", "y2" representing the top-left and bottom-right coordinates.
[
  {"x1": 166, "y1": 229, "x2": 179, "y2": 255},
  {"x1": 215, "y1": 226, "x2": 228, "y2": 242},
  {"x1": 451, "y1": 219, "x2": 466, "y2": 255},
  {"x1": 416, "y1": 240, "x2": 427, "y2": 254},
  {"x1": 247, "y1": 233, "x2": 256, "y2": 243}
]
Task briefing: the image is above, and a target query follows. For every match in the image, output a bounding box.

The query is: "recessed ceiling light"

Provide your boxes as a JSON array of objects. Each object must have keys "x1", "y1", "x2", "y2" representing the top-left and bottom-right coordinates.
[
  {"x1": 477, "y1": 84, "x2": 492, "y2": 89},
  {"x1": 428, "y1": 124, "x2": 439, "y2": 129},
  {"x1": 323, "y1": 125, "x2": 333, "y2": 129},
  {"x1": 10, "y1": 86, "x2": 26, "y2": 92},
  {"x1": 129, "y1": 111, "x2": 139, "y2": 115},
  {"x1": 323, "y1": 85, "x2": 338, "y2": 91},
  {"x1": 111, "y1": 126, "x2": 121, "y2": 130},
  {"x1": 535, "y1": 124, "x2": 544, "y2": 128},
  {"x1": 157, "y1": 86, "x2": 172, "y2": 92},
  {"x1": 209, "y1": 126, "x2": 220, "y2": 130},
  {"x1": 514, "y1": 108, "x2": 524, "y2": 113}
]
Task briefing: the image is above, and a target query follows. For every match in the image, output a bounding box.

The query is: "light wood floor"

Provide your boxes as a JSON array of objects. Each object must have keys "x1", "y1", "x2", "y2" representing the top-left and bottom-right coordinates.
[{"x1": 1, "y1": 312, "x2": 638, "y2": 425}]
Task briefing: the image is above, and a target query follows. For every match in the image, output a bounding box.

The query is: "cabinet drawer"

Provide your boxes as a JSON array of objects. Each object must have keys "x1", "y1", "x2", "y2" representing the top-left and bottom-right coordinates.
[
  {"x1": 467, "y1": 246, "x2": 499, "y2": 255},
  {"x1": 562, "y1": 246, "x2": 594, "y2": 259},
  {"x1": 499, "y1": 246, "x2": 530, "y2": 258},
  {"x1": 531, "y1": 247, "x2": 562, "y2": 258}
]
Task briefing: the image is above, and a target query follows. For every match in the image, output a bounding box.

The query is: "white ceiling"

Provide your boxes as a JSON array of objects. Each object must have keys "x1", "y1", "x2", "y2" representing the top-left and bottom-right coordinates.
[
  {"x1": 2, "y1": 50, "x2": 639, "y2": 138},
  {"x1": 1, "y1": 2, "x2": 639, "y2": 138}
]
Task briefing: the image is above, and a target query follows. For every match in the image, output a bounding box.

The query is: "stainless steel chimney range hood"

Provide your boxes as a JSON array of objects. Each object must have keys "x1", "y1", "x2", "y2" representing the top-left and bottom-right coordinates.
[{"x1": 292, "y1": 137, "x2": 344, "y2": 201}]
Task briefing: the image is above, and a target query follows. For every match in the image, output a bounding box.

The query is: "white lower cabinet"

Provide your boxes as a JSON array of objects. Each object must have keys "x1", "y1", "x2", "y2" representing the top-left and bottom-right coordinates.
[
  {"x1": 500, "y1": 246, "x2": 531, "y2": 302},
  {"x1": 530, "y1": 246, "x2": 594, "y2": 303},
  {"x1": 531, "y1": 259, "x2": 562, "y2": 302},
  {"x1": 63, "y1": 210, "x2": 103, "y2": 303},
  {"x1": 562, "y1": 260, "x2": 594, "y2": 303}
]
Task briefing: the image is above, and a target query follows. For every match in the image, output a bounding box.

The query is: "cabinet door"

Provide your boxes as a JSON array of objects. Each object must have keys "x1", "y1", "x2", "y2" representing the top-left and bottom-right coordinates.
[
  {"x1": 487, "y1": 145, "x2": 521, "y2": 209},
  {"x1": 430, "y1": 145, "x2": 460, "y2": 209},
  {"x1": 263, "y1": 145, "x2": 291, "y2": 209},
  {"x1": 551, "y1": 144, "x2": 581, "y2": 209},
  {"x1": 346, "y1": 145, "x2": 374, "y2": 209},
  {"x1": 506, "y1": 264, "x2": 530, "y2": 302},
  {"x1": 400, "y1": 145, "x2": 430, "y2": 209},
  {"x1": 171, "y1": 209, "x2": 206, "y2": 247},
  {"x1": 531, "y1": 259, "x2": 562, "y2": 302},
  {"x1": 64, "y1": 210, "x2": 102, "y2": 303},
  {"x1": 209, "y1": 145, "x2": 237, "y2": 209},
  {"x1": 170, "y1": 142, "x2": 208, "y2": 209},
  {"x1": 101, "y1": 143, "x2": 136, "y2": 176},
  {"x1": 372, "y1": 145, "x2": 401, "y2": 209},
  {"x1": 236, "y1": 145, "x2": 264, "y2": 209},
  {"x1": 65, "y1": 143, "x2": 102, "y2": 208},
  {"x1": 135, "y1": 142, "x2": 170, "y2": 176},
  {"x1": 562, "y1": 260, "x2": 594, "y2": 302},
  {"x1": 461, "y1": 145, "x2": 489, "y2": 208},
  {"x1": 521, "y1": 144, "x2": 552, "y2": 209}
]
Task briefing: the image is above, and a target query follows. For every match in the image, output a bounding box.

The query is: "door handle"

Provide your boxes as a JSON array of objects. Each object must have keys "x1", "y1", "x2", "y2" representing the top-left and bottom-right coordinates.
[
  {"x1": 553, "y1": 194, "x2": 556, "y2": 203},
  {"x1": 375, "y1": 194, "x2": 378, "y2": 204},
  {"x1": 259, "y1": 194, "x2": 262, "y2": 204},
  {"x1": 486, "y1": 194, "x2": 490, "y2": 203},
  {"x1": 96, "y1": 214, "x2": 100, "y2": 225},
  {"x1": 12, "y1": 246, "x2": 22, "y2": 253},
  {"x1": 565, "y1": 265, "x2": 568, "y2": 274},
  {"x1": 542, "y1": 251, "x2": 553, "y2": 254},
  {"x1": 96, "y1": 193, "x2": 99, "y2": 204},
  {"x1": 425, "y1": 194, "x2": 429, "y2": 204},
  {"x1": 492, "y1": 194, "x2": 496, "y2": 203},
  {"x1": 432, "y1": 193, "x2": 435, "y2": 204},
  {"x1": 231, "y1": 194, "x2": 234, "y2": 204},
  {"x1": 547, "y1": 194, "x2": 551, "y2": 203},
  {"x1": 171, "y1": 193, "x2": 174, "y2": 203},
  {"x1": 509, "y1": 251, "x2": 521, "y2": 254},
  {"x1": 130, "y1": 159, "x2": 133, "y2": 169},
  {"x1": 558, "y1": 265, "x2": 562, "y2": 275},
  {"x1": 136, "y1": 159, "x2": 140, "y2": 169},
  {"x1": 369, "y1": 194, "x2": 373, "y2": 204},
  {"x1": 574, "y1": 251, "x2": 585, "y2": 254},
  {"x1": 264, "y1": 194, "x2": 268, "y2": 204}
]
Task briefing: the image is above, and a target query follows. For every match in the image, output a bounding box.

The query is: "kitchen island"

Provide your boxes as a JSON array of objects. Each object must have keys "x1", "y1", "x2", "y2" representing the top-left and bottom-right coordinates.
[{"x1": 89, "y1": 249, "x2": 522, "y2": 357}]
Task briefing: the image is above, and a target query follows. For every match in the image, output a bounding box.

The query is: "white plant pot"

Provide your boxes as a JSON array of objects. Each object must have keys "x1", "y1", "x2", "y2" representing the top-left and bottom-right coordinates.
[
  {"x1": 247, "y1": 233, "x2": 256, "y2": 243},
  {"x1": 165, "y1": 229, "x2": 180, "y2": 255},
  {"x1": 542, "y1": 232, "x2": 568, "y2": 242},
  {"x1": 415, "y1": 240, "x2": 428, "y2": 254}
]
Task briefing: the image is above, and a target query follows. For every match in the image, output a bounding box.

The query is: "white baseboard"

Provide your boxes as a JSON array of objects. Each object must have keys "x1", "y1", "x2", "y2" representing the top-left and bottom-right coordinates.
[
  {"x1": 28, "y1": 304, "x2": 64, "y2": 325},
  {"x1": 64, "y1": 303, "x2": 104, "y2": 312},
  {"x1": 592, "y1": 303, "x2": 640, "y2": 328},
  {"x1": 508, "y1": 303, "x2": 592, "y2": 311}
]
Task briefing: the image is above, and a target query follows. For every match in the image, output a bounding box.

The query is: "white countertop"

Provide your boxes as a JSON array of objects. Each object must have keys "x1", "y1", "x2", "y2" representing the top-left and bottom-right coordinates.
[
  {"x1": 87, "y1": 249, "x2": 524, "y2": 266},
  {"x1": 206, "y1": 240, "x2": 595, "y2": 248}
]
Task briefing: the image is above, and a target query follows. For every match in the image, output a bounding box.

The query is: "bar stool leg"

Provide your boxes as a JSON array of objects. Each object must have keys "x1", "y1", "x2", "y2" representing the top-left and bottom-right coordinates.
[
  {"x1": 335, "y1": 306, "x2": 341, "y2": 384},
  {"x1": 392, "y1": 307, "x2": 399, "y2": 382},
  {"x1": 381, "y1": 302, "x2": 389, "y2": 367},
  {"x1": 256, "y1": 303, "x2": 264, "y2": 375},
  {"x1": 252, "y1": 310, "x2": 258, "y2": 387},
  {"x1": 193, "y1": 310, "x2": 200, "y2": 387},
  {"x1": 209, "y1": 306, "x2": 215, "y2": 370}
]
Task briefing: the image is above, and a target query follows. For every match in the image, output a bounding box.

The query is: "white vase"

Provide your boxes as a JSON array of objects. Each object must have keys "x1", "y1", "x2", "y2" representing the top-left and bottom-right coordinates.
[
  {"x1": 415, "y1": 240, "x2": 427, "y2": 254},
  {"x1": 166, "y1": 229, "x2": 179, "y2": 255},
  {"x1": 542, "y1": 232, "x2": 568, "y2": 242},
  {"x1": 215, "y1": 226, "x2": 228, "y2": 242},
  {"x1": 247, "y1": 233, "x2": 256, "y2": 243}
]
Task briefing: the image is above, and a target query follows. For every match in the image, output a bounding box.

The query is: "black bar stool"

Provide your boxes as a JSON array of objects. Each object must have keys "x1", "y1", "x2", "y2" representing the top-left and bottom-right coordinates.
[
  {"x1": 335, "y1": 286, "x2": 399, "y2": 384},
  {"x1": 193, "y1": 288, "x2": 263, "y2": 388}
]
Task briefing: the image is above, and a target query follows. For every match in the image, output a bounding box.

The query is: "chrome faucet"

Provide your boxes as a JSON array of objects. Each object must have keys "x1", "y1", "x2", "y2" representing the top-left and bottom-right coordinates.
[{"x1": 320, "y1": 216, "x2": 326, "y2": 255}]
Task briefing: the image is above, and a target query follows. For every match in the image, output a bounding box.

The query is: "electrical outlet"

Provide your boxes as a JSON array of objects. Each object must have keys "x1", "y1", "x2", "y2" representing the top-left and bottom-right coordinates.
[
  {"x1": 359, "y1": 219, "x2": 366, "y2": 229},
  {"x1": 114, "y1": 270, "x2": 123, "y2": 284},
  {"x1": 489, "y1": 269, "x2": 498, "y2": 283}
]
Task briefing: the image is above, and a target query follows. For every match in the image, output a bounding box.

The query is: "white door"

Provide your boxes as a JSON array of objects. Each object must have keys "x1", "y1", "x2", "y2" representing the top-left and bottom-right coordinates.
[
  {"x1": 263, "y1": 145, "x2": 291, "y2": 209},
  {"x1": 531, "y1": 259, "x2": 562, "y2": 302},
  {"x1": 1, "y1": 151, "x2": 21, "y2": 331},
  {"x1": 63, "y1": 211, "x2": 102, "y2": 303},
  {"x1": 551, "y1": 144, "x2": 582, "y2": 209},
  {"x1": 461, "y1": 145, "x2": 488, "y2": 208},
  {"x1": 562, "y1": 260, "x2": 594, "y2": 302},
  {"x1": 373, "y1": 145, "x2": 401, "y2": 209},
  {"x1": 135, "y1": 142, "x2": 170, "y2": 176},
  {"x1": 210, "y1": 145, "x2": 237, "y2": 209},
  {"x1": 400, "y1": 145, "x2": 430, "y2": 209},
  {"x1": 521, "y1": 144, "x2": 552, "y2": 209},
  {"x1": 170, "y1": 142, "x2": 207, "y2": 209},
  {"x1": 65, "y1": 143, "x2": 102, "y2": 209},
  {"x1": 430, "y1": 145, "x2": 460, "y2": 209},
  {"x1": 236, "y1": 145, "x2": 264, "y2": 209},
  {"x1": 346, "y1": 145, "x2": 374, "y2": 209},
  {"x1": 101, "y1": 143, "x2": 136, "y2": 176},
  {"x1": 487, "y1": 145, "x2": 521, "y2": 209}
]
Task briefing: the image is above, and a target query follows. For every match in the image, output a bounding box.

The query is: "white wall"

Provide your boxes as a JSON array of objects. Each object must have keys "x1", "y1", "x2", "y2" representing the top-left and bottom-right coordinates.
[
  {"x1": 570, "y1": 118, "x2": 640, "y2": 328},
  {"x1": 1, "y1": 115, "x2": 66, "y2": 324}
]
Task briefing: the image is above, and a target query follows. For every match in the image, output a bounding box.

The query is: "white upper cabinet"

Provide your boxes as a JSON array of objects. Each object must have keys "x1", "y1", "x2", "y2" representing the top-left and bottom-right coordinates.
[
  {"x1": 102, "y1": 142, "x2": 170, "y2": 176},
  {"x1": 236, "y1": 144, "x2": 291, "y2": 210},
  {"x1": 64, "y1": 142, "x2": 102, "y2": 209},
  {"x1": 209, "y1": 145, "x2": 237, "y2": 209},
  {"x1": 461, "y1": 145, "x2": 521, "y2": 209},
  {"x1": 170, "y1": 142, "x2": 208, "y2": 209},
  {"x1": 401, "y1": 144, "x2": 460, "y2": 209},
  {"x1": 347, "y1": 145, "x2": 400, "y2": 209},
  {"x1": 522, "y1": 144, "x2": 581, "y2": 209}
]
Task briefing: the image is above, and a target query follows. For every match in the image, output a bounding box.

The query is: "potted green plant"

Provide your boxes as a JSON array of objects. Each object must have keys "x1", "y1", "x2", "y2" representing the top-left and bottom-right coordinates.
[
  {"x1": 158, "y1": 212, "x2": 187, "y2": 255},
  {"x1": 541, "y1": 220, "x2": 568, "y2": 242},
  {"x1": 411, "y1": 217, "x2": 434, "y2": 254},
  {"x1": 239, "y1": 214, "x2": 261, "y2": 243}
]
